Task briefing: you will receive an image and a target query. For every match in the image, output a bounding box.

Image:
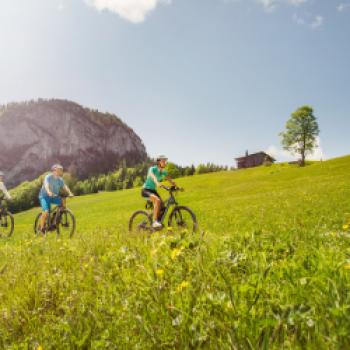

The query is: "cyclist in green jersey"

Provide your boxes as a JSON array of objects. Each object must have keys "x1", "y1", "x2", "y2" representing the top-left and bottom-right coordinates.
[{"x1": 142, "y1": 155, "x2": 177, "y2": 228}]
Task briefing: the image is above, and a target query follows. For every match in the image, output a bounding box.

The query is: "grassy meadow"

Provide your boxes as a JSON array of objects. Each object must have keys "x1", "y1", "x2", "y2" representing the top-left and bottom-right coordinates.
[{"x1": 1, "y1": 156, "x2": 350, "y2": 349}]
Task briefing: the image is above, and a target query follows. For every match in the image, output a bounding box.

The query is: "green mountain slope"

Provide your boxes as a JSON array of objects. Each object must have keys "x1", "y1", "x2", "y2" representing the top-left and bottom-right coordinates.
[{"x1": 2, "y1": 156, "x2": 350, "y2": 349}]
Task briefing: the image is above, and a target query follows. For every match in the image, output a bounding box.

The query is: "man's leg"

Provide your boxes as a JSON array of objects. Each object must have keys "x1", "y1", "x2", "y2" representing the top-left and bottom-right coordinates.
[
  {"x1": 39, "y1": 197, "x2": 50, "y2": 232},
  {"x1": 40, "y1": 211, "x2": 49, "y2": 232},
  {"x1": 149, "y1": 195, "x2": 162, "y2": 223}
]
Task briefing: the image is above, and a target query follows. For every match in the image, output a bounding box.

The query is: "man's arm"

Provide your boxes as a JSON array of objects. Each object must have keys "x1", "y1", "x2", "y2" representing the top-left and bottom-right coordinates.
[
  {"x1": 63, "y1": 185, "x2": 74, "y2": 197},
  {"x1": 0, "y1": 182, "x2": 12, "y2": 200},
  {"x1": 165, "y1": 176, "x2": 177, "y2": 187},
  {"x1": 44, "y1": 177, "x2": 53, "y2": 197},
  {"x1": 149, "y1": 168, "x2": 161, "y2": 188}
]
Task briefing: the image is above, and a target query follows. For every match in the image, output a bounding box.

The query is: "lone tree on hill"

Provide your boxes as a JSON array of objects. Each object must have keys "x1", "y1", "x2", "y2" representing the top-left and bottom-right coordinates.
[{"x1": 280, "y1": 105, "x2": 320, "y2": 167}]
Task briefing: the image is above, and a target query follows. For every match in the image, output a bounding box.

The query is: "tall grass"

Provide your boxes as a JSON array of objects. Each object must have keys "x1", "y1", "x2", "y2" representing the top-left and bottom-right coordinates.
[{"x1": 1, "y1": 156, "x2": 350, "y2": 349}]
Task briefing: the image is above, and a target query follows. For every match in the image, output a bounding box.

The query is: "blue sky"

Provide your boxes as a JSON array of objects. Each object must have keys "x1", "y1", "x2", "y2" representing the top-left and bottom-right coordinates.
[{"x1": 0, "y1": 0, "x2": 349, "y2": 166}]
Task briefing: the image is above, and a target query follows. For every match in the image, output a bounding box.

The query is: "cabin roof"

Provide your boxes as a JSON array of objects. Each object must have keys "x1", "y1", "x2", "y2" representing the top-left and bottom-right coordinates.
[{"x1": 235, "y1": 151, "x2": 276, "y2": 162}]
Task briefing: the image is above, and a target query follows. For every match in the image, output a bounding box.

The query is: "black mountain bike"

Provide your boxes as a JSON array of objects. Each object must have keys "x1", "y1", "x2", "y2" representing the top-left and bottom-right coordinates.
[
  {"x1": 129, "y1": 186, "x2": 197, "y2": 233},
  {"x1": 0, "y1": 200, "x2": 14, "y2": 237},
  {"x1": 34, "y1": 195, "x2": 76, "y2": 238}
]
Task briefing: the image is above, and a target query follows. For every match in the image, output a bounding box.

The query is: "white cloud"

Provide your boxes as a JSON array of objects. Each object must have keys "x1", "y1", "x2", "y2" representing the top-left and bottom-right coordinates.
[
  {"x1": 292, "y1": 13, "x2": 305, "y2": 24},
  {"x1": 265, "y1": 145, "x2": 295, "y2": 161},
  {"x1": 259, "y1": 0, "x2": 277, "y2": 12},
  {"x1": 287, "y1": 0, "x2": 307, "y2": 5},
  {"x1": 266, "y1": 137, "x2": 326, "y2": 162},
  {"x1": 310, "y1": 15, "x2": 324, "y2": 29},
  {"x1": 292, "y1": 13, "x2": 324, "y2": 29},
  {"x1": 257, "y1": 0, "x2": 278, "y2": 12},
  {"x1": 58, "y1": 0, "x2": 66, "y2": 11},
  {"x1": 337, "y1": 3, "x2": 350, "y2": 12},
  {"x1": 257, "y1": 0, "x2": 307, "y2": 12},
  {"x1": 84, "y1": 0, "x2": 171, "y2": 23},
  {"x1": 308, "y1": 137, "x2": 326, "y2": 160}
]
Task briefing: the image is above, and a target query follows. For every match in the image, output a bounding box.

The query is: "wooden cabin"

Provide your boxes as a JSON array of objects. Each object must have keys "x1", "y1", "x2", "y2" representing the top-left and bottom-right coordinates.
[{"x1": 235, "y1": 151, "x2": 275, "y2": 169}]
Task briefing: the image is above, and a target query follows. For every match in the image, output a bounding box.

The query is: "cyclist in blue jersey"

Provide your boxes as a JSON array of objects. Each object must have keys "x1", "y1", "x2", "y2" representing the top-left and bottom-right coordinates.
[
  {"x1": 38, "y1": 164, "x2": 74, "y2": 233},
  {"x1": 142, "y1": 155, "x2": 177, "y2": 228}
]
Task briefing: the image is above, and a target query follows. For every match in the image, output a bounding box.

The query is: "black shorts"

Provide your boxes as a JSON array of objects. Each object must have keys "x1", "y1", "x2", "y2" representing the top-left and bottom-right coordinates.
[{"x1": 141, "y1": 188, "x2": 161, "y2": 200}]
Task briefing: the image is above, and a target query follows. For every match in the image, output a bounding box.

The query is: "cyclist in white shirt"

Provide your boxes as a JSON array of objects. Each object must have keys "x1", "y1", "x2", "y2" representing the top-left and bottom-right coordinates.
[{"x1": 0, "y1": 171, "x2": 12, "y2": 201}]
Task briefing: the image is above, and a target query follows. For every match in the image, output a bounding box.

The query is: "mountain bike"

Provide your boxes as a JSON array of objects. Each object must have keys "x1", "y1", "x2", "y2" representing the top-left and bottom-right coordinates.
[
  {"x1": 34, "y1": 195, "x2": 76, "y2": 238},
  {"x1": 129, "y1": 186, "x2": 197, "y2": 233},
  {"x1": 0, "y1": 200, "x2": 14, "y2": 237}
]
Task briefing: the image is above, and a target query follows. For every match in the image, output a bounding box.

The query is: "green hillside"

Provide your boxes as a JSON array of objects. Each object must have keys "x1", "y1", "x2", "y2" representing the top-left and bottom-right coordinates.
[{"x1": 2, "y1": 156, "x2": 350, "y2": 349}]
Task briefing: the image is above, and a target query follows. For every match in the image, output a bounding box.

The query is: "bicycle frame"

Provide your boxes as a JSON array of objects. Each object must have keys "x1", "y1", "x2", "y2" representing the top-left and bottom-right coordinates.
[
  {"x1": 44, "y1": 193, "x2": 70, "y2": 230},
  {"x1": 46, "y1": 206, "x2": 61, "y2": 231},
  {"x1": 146, "y1": 187, "x2": 180, "y2": 224},
  {"x1": 35, "y1": 194, "x2": 75, "y2": 236},
  {"x1": 0, "y1": 202, "x2": 8, "y2": 219},
  {"x1": 131, "y1": 186, "x2": 196, "y2": 233},
  {"x1": 0, "y1": 210, "x2": 5, "y2": 225}
]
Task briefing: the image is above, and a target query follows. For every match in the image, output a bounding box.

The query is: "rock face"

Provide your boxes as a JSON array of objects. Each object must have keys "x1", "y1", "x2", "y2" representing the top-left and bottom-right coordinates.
[{"x1": 0, "y1": 99, "x2": 148, "y2": 187}]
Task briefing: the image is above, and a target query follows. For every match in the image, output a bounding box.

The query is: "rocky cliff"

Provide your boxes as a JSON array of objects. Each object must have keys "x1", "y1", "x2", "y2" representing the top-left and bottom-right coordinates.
[{"x1": 0, "y1": 99, "x2": 148, "y2": 187}]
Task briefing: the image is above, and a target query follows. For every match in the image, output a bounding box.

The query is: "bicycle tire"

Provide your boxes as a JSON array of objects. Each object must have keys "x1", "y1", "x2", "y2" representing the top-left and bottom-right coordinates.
[
  {"x1": 0, "y1": 211, "x2": 14, "y2": 237},
  {"x1": 56, "y1": 209, "x2": 76, "y2": 238},
  {"x1": 168, "y1": 206, "x2": 198, "y2": 233},
  {"x1": 129, "y1": 210, "x2": 152, "y2": 233}
]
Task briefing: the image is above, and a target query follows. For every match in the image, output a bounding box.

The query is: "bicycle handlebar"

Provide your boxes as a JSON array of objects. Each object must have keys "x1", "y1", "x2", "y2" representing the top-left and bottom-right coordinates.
[
  {"x1": 50, "y1": 193, "x2": 74, "y2": 198},
  {"x1": 161, "y1": 185, "x2": 184, "y2": 192}
]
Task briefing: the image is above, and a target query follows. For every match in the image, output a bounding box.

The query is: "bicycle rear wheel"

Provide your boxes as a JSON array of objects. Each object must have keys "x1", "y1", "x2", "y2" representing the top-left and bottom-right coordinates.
[
  {"x1": 129, "y1": 210, "x2": 152, "y2": 233},
  {"x1": 0, "y1": 211, "x2": 14, "y2": 237},
  {"x1": 56, "y1": 209, "x2": 76, "y2": 238},
  {"x1": 168, "y1": 206, "x2": 197, "y2": 233}
]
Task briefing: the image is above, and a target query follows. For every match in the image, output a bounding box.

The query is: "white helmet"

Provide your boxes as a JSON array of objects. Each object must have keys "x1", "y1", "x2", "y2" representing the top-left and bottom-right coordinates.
[
  {"x1": 51, "y1": 164, "x2": 63, "y2": 171},
  {"x1": 156, "y1": 155, "x2": 168, "y2": 162}
]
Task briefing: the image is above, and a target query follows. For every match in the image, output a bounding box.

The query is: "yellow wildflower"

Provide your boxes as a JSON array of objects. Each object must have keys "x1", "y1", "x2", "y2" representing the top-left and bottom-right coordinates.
[
  {"x1": 171, "y1": 247, "x2": 184, "y2": 260},
  {"x1": 156, "y1": 269, "x2": 164, "y2": 277},
  {"x1": 343, "y1": 224, "x2": 349, "y2": 231},
  {"x1": 177, "y1": 280, "x2": 189, "y2": 292}
]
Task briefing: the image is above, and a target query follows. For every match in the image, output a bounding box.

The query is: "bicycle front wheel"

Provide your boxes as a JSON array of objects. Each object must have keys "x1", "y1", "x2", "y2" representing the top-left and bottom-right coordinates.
[
  {"x1": 129, "y1": 210, "x2": 152, "y2": 233},
  {"x1": 0, "y1": 211, "x2": 14, "y2": 237},
  {"x1": 168, "y1": 206, "x2": 197, "y2": 233},
  {"x1": 56, "y1": 209, "x2": 76, "y2": 238}
]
